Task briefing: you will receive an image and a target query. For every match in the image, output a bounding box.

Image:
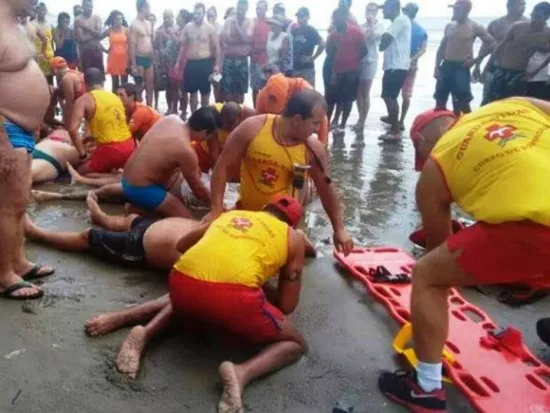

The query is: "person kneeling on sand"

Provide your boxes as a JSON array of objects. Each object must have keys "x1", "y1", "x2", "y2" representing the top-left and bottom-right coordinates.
[
  {"x1": 31, "y1": 128, "x2": 88, "y2": 184},
  {"x1": 84, "y1": 196, "x2": 310, "y2": 413}
]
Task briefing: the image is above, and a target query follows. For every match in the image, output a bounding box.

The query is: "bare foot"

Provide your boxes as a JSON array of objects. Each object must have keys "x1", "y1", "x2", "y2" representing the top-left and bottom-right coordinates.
[
  {"x1": 218, "y1": 362, "x2": 244, "y2": 413},
  {"x1": 67, "y1": 163, "x2": 81, "y2": 185},
  {"x1": 31, "y1": 190, "x2": 62, "y2": 203},
  {"x1": 116, "y1": 326, "x2": 147, "y2": 379},
  {"x1": 86, "y1": 192, "x2": 103, "y2": 225},
  {"x1": 85, "y1": 312, "x2": 129, "y2": 337}
]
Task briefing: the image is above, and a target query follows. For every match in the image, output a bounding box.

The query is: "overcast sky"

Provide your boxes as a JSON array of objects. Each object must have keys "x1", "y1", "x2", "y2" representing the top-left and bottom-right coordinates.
[{"x1": 48, "y1": 0, "x2": 542, "y2": 24}]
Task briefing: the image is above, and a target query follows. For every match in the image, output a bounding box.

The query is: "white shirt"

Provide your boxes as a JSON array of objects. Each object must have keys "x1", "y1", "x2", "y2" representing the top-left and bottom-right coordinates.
[
  {"x1": 383, "y1": 14, "x2": 411, "y2": 71},
  {"x1": 527, "y1": 52, "x2": 550, "y2": 83},
  {"x1": 364, "y1": 21, "x2": 386, "y2": 63},
  {"x1": 267, "y1": 31, "x2": 288, "y2": 68}
]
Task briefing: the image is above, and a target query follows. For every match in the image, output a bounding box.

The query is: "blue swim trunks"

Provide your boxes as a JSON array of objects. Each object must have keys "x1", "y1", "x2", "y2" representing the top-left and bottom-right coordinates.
[
  {"x1": 5, "y1": 120, "x2": 36, "y2": 153},
  {"x1": 121, "y1": 178, "x2": 167, "y2": 211}
]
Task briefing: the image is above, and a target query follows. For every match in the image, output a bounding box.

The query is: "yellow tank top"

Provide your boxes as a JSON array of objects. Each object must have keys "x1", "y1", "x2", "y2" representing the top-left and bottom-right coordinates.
[
  {"x1": 240, "y1": 115, "x2": 307, "y2": 211},
  {"x1": 88, "y1": 90, "x2": 131, "y2": 144},
  {"x1": 432, "y1": 98, "x2": 550, "y2": 226},
  {"x1": 200, "y1": 103, "x2": 239, "y2": 153},
  {"x1": 174, "y1": 210, "x2": 289, "y2": 288},
  {"x1": 34, "y1": 24, "x2": 54, "y2": 58}
]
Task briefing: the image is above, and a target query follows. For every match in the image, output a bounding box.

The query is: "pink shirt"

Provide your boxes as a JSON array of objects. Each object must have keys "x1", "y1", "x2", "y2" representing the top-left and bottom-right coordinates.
[
  {"x1": 328, "y1": 25, "x2": 366, "y2": 74},
  {"x1": 250, "y1": 17, "x2": 270, "y2": 65}
]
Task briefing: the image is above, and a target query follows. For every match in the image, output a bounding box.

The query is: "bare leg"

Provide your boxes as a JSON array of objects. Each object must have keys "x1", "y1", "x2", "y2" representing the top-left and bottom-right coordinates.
[
  {"x1": 93, "y1": 183, "x2": 125, "y2": 202},
  {"x1": 145, "y1": 66, "x2": 154, "y2": 107},
  {"x1": 189, "y1": 92, "x2": 198, "y2": 113},
  {"x1": 68, "y1": 163, "x2": 121, "y2": 187},
  {"x1": 112, "y1": 75, "x2": 120, "y2": 93},
  {"x1": 340, "y1": 101, "x2": 353, "y2": 128},
  {"x1": 25, "y1": 217, "x2": 90, "y2": 251},
  {"x1": 0, "y1": 145, "x2": 42, "y2": 298},
  {"x1": 400, "y1": 94, "x2": 411, "y2": 130},
  {"x1": 412, "y1": 245, "x2": 475, "y2": 363},
  {"x1": 116, "y1": 302, "x2": 173, "y2": 378},
  {"x1": 218, "y1": 319, "x2": 307, "y2": 413},
  {"x1": 85, "y1": 294, "x2": 170, "y2": 336},
  {"x1": 383, "y1": 96, "x2": 400, "y2": 135},
  {"x1": 86, "y1": 192, "x2": 137, "y2": 231},
  {"x1": 31, "y1": 190, "x2": 64, "y2": 203},
  {"x1": 200, "y1": 91, "x2": 210, "y2": 108},
  {"x1": 355, "y1": 81, "x2": 365, "y2": 128}
]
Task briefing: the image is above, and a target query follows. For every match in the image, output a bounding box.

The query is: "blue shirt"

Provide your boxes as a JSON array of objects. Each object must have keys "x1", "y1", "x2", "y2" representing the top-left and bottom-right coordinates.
[{"x1": 410, "y1": 21, "x2": 427, "y2": 57}]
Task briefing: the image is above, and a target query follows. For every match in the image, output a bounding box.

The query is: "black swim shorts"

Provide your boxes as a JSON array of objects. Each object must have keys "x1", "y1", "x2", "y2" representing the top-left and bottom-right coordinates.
[
  {"x1": 382, "y1": 69, "x2": 409, "y2": 100},
  {"x1": 184, "y1": 58, "x2": 214, "y2": 94},
  {"x1": 433, "y1": 60, "x2": 473, "y2": 105},
  {"x1": 88, "y1": 217, "x2": 156, "y2": 265}
]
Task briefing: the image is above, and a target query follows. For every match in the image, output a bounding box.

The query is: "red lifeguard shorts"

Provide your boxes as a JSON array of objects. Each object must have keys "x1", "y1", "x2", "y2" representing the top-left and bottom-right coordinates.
[
  {"x1": 169, "y1": 270, "x2": 285, "y2": 343},
  {"x1": 447, "y1": 220, "x2": 550, "y2": 288},
  {"x1": 88, "y1": 138, "x2": 136, "y2": 173}
]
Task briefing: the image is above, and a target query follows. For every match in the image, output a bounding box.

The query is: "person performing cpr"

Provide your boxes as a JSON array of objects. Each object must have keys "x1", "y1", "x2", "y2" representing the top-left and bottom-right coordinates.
[
  {"x1": 208, "y1": 89, "x2": 353, "y2": 255},
  {"x1": 378, "y1": 97, "x2": 550, "y2": 412}
]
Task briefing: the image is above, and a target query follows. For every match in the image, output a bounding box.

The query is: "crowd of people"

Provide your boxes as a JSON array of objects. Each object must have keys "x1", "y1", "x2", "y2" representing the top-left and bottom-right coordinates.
[{"x1": 1, "y1": 0, "x2": 550, "y2": 412}]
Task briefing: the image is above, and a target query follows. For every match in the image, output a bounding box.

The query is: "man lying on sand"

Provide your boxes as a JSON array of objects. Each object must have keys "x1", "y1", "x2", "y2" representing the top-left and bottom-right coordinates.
[
  {"x1": 84, "y1": 196, "x2": 310, "y2": 413},
  {"x1": 31, "y1": 128, "x2": 86, "y2": 183}
]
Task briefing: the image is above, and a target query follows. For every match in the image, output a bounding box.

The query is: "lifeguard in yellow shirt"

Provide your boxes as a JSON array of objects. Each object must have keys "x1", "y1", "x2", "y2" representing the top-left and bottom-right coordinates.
[
  {"x1": 379, "y1": 97, "x2": 550, "y2": 413},
  {"x1": 68, "y1": 68, "x2": 136, "y2": 174}
]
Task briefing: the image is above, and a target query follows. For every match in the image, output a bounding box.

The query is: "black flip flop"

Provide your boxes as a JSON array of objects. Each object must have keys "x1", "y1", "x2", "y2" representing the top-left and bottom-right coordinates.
[
  {"x1": 21, "y1": 265, "x2": 55, "y2": 281},
  {"x1": 1, "y1": 281, "x2": 44, "y2": 300}
]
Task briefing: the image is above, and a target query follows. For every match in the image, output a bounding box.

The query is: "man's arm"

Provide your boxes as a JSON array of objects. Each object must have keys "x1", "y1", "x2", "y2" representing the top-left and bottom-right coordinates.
[
  {"x1": 434, "y1": 25, "x2": 450, "y2": 78},
  {"x1": 180, "y1": 147, "x2": 211, "y2": 204},
  {"x1": 211, "y1": 25, "x2": 221, "y2": 72},
  {"x1": 68, "y1": 94, "x2": 89, "y2": 157},
  {"x1": 175, "y1": 26, "x2": 188, "y2": 69},
  {"x1": 474, "y1": 21, "x2": 497, "y2": 73},
  {"x1": 416, "y1": 159, "x2": 453, "y2": 251},
  {"x1": 154, "y1": 29, "x2": 164, "y2": 68},
  {"x1": 470, "y1": 23, "x2": 496, "y2": 67},
  {"x1": 307, "y1": 136, "x2": 353, "y2": 255},
  {"x1": 379, "y1": 32, "x2": 393, "y2": 52},
  {"x1": 380, "y1": 17, "x2": 404, "y2": 51},
  {"x1": 482, "y1": 26, "x2": 515, "y2": 77},
  {"x1": 128, "y1": 24, "x2": 138, "y2": 71},
  {"x1": 175, "y1": 222, "x2": 211, "y2": 253},
  {"x1": 276, "y1": 229, "x2": 305, "y2": 315},
  {"x1": 209, "y1": 117, "x2": 260, "y2": 217},
  {"x1": 62, "y1": 78, "x2": 76, "y2": 127},
  {"x1": 412, "y1": 38, "x2": 428, "y2": 62},
  {"x1": 357, "y1": 29, "x2": 367, "y2": 59}
]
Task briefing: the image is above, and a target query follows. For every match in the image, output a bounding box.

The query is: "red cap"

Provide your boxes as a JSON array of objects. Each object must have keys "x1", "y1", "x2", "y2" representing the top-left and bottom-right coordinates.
[
  {"x1": 410, "y1": 109, "x2": 456, "y2": 172},
  {"x1": 268, "y1": 195, "x2": 303, "y2": 227}
]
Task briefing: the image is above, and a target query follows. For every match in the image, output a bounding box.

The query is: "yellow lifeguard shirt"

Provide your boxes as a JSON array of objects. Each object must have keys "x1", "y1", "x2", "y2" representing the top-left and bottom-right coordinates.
[
  {"x1": 173, "y1": 210, "x2": 289, "y2": 288},
  {"x1": 240, "y1": 115, "x2": 307, "y2": 211},
  {"x1": 431, "y1": 98, "x2": 550, "y2": 226},
  {"x1": 88, "y1": 90, "x2": 131, "y2": 145}
]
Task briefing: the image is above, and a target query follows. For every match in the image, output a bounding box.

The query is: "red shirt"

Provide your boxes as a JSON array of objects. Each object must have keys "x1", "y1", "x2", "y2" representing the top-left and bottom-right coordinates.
[
  {"x1": 250, "y1": 17, "x2": 270, "y2": 65},
  {"x1": 328, "y1": 25, "x2": 366, "y2": 74}
]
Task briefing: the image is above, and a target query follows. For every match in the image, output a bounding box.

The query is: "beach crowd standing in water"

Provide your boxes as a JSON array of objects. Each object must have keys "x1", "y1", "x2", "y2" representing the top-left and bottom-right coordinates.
[{"x1": 1, "y1": 0, "x2": 550, "y2": 412}]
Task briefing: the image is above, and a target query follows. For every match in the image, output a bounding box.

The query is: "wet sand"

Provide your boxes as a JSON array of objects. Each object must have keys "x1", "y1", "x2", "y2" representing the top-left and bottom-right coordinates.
[{"x1": 1, "y1": 72, "x2": 549, "y2": 412}]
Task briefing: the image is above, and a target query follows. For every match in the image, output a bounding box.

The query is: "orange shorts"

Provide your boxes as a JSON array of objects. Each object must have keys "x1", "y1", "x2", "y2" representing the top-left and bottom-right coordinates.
[
  {"x1": 169, "y1": 270, "x2": 284, "y2": 343},
  {"x1": 88, "y1": 138, "x2": 136, "y2": 173},
  {"x1": 447, "y1": 220, "x2": 550, "y2": 288}
]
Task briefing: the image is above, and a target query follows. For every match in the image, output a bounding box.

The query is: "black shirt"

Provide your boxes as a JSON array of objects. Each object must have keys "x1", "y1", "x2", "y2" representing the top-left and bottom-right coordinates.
[{"x1": 292, "y1": 24, "x2": 322, "y2": 70}]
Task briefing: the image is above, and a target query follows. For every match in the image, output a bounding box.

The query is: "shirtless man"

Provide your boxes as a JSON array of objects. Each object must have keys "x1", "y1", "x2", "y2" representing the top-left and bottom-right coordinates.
[
  {"x1": 434, "y1": 0, "x2": 495, "y2": 115},
  {"x1": 209, "y1": 90, "x2": 354, "y2": 256},
  {"x1": 26, "y1": 193, "x2": 199, "y2": 271},
  {"x1": 117, "y1": 83, "x2": 162, "y2": 141},
  {"x1": 473, "y1": 0, "x2": 527, "y2": 100},
  {"x1": 175, "y1": 3, "x2": 221, "y2": 112},
  {"x1": 130, "y1": 0, "x2": 155, "y2": 107},
  {"x1": 83, "y1": 196, "x2": 311, "y2": 413},
  {"x1": 193, "y1": 102, "x2": 256, "y2": 173},
  {"x1": 31, "y1": 128, "x2": 83, "y2": 183},
  {"x1": 69, "y1": 68, "x2": 135, "y2": 174},
  {"x1": 482, "y1": 2, "x2": 550, "y2": 104},
  {"x1": 74, "y1": 0, "x2": 103, "y2": 73},
  {"x1": 50, "y1": 56, "x2": 85, "y2": 127},
  {"x1": 0, "y1": 0, "x2": 54, "y2": 300},
  {"x1": 220, "y1": 0, "x2": 253, "y2": 104},
  {"x1": 154, "y1": 10, "x2": 176, "y2": 112}
]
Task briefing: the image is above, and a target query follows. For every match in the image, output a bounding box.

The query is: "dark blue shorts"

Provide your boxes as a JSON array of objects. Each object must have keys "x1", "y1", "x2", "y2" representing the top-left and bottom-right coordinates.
[{"x1": 434, "y1": 60, "x2": 473, "y2": 104}]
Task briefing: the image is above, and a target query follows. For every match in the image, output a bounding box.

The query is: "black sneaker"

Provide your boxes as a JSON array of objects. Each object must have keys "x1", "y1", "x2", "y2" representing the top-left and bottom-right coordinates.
[
  {"x1": 378, "y1": 370, "x2": 447, "y2": 413},
  {"x1": 537, "y1": 318, "x2": 550, "y2": 346}
]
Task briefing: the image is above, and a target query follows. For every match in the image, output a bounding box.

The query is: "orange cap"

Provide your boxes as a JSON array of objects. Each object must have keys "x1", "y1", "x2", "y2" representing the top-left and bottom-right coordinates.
[
  {"x1": 264, "y1": 74, "x2": 290, "y2": 115},
  {"x1": 50, "y1": 56, "x2": 68, "y2": 70}
]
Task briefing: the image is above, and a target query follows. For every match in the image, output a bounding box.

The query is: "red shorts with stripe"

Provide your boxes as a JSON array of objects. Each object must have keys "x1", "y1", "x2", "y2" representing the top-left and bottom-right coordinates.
[
  {"x1": 447, "y1": 220, "x2": 550, "y2": 288},
  {"x1": 169, "y1": 270, "x2": 285, "y2": 343},
  {"x1": 88, "y1": 138, "x2": 136, "y2": 173}
]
